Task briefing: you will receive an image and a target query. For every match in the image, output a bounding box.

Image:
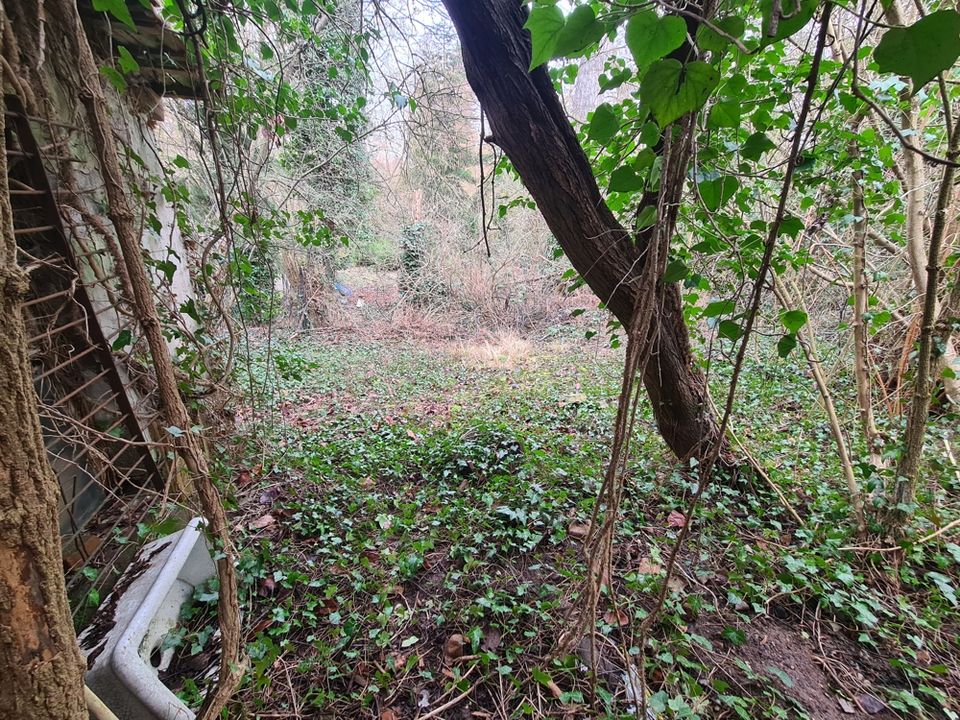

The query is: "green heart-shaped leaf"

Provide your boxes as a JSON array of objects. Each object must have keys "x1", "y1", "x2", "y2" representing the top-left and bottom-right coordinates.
[
  {"x1": 874, "y1": 9, "x2": 960, "y2": 93},
  {"x1": 640, "y1": 59, "x2": 719, "y2": 127}
]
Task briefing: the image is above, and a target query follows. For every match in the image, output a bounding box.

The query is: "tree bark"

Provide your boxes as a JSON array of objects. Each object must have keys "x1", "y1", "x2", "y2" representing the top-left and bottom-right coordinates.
[
  {"x1": 891, "y1": 139, "x2": 958, "y2": 528},
  {"x1": 851, "y1": 148, "x2": 884, "y2": 469},
  {"x1": 440, "y1": 0, "x2": 719, "y2": 460},
  {"x1": 0, "y1": 83, "x2": 87, "y2": 719}
]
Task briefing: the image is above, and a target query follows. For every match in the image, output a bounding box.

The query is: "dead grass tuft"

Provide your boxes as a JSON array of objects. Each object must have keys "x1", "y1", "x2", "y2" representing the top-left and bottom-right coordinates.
[{"x1": 451, "y1": 330, "x2": 534, "y2": 369}]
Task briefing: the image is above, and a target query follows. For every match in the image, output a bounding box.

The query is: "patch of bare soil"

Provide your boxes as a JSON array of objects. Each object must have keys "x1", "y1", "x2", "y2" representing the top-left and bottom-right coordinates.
[
  {"x1": 694, "y1": 616, "x2": 897, "y2": 720},
  {"x1": 279, "y1": 390, "x2": 451, "y2": 431}
]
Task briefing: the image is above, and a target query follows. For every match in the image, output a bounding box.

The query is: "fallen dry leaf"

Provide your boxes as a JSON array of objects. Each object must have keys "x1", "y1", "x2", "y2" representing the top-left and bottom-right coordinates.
[
  {"x1": 637, "y1": 557, "x2": 662, "y2": 575},
  {"x1": 258, "y1": 487, "x2": 282, "y2": 505},
  {"x1": 602, "y1": 608, "x2": 630, "y2": 627},
  {"x1": 481, "y1": 626, "x2": 502, "y2": 653},
  {"x1": 559, "y1": 392, "x2": 587, "y2": 407},
  {"x1": 385, "y1": 651, "x2": 408, "y2": 670},
  {"x1": 837, "y1": 698, "x2": 857, "y2": 715},
  {"x1": 249, "y1": 514, "x2": 276, "y2": 530},
  {"x1": 351, "y1": 662, "x2": 369, "y2": 687},
  {"x1": 857, "y1": 694, "x2": 886, "y2": 715},
  {"x1": 247, "y1": 616, "x2": 275, "y2": 638}
]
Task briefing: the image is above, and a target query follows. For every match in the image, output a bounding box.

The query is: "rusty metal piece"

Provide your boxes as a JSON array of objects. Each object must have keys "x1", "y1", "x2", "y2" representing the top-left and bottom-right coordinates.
[
  {"x1": 6, "y1": 93, "x2": 167, "y2": 618},
  {"x1": 34, "y1": 345, "x2": 100, "y2": 380},
  {"x1": 14, "y1": 224, "x2": 56, "y2": 235},
  {"x1": 22, "y1": 288, "x2": 72, "y2": 308},
  {"x1": 27, "y1": 316, "x2": 88, "y2": 344}
]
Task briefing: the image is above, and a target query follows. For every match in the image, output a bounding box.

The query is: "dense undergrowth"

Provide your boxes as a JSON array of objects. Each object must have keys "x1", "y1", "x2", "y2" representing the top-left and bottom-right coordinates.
[{"x1": 165, "y1": 335, "x2": 958, "y2": 719}]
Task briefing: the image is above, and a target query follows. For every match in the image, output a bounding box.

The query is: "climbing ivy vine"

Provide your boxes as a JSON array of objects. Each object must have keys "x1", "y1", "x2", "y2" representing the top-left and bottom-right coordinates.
[{"x1": 525, "y1": 0, "x2": 960, "y2": 530}]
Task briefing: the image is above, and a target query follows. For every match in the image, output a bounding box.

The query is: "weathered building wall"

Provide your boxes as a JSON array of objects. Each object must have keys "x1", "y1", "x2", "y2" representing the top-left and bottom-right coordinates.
[{"x1": 2, "y1": 0, "x2": 197, "y2": 551}]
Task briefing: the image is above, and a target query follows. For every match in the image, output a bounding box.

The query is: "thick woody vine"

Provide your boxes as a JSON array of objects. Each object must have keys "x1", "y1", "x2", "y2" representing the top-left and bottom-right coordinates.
[{"x1": 47, "y1": 1, "x2": 246, "y2": 715}]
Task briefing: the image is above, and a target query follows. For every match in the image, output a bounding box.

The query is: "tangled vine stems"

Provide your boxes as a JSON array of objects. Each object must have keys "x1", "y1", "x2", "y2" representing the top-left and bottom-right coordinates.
[
  {"x1": 636, "y1": 9, "x2": 836, "y2": 715},
  {"x1": 554, "y1": 91, "x2": 700, "y2": 666},
  {"x1": 555, "y1": 2, "x2": 837, "y2": 712},
  {"x1": 50, "y1": 0, "x2": 247, "y2": 715}
]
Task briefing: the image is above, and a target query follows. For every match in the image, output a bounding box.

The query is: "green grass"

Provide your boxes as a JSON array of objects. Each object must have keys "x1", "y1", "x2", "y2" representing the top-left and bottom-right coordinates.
[{"x1": 165, "y1": 336, "x2": 958, "y2": 719}]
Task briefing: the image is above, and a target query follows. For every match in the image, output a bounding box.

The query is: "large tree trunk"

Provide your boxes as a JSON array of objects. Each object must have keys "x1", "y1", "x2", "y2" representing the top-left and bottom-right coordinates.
[
  {"x1": 0, "y1": 91, "x2": 87, "y2": 718},
  {"x1": 440, "y1": 0, "x2": 719, "y2": 459}
]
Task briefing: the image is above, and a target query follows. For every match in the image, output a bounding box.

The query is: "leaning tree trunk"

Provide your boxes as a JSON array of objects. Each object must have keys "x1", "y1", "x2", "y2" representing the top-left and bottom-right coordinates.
[
  {"x1": 440, "y1": 0, "x2": 720, "y2": 459},
  {"x1": 0, "y1": 90, "x2": 87, "y2": 718}
]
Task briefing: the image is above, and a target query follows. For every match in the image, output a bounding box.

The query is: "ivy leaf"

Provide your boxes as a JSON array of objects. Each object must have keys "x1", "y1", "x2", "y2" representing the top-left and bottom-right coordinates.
[
  {"x1": 766, "y1": 666, "x2": 794, "y2": 688},
  {"x1": 180, "y1": 298, "x2": 201, "y2": 323},
  {"x1": 92, "y1": 0, "x2": 136, "y2": 29},
  {"x1": 874, "y1": 10, "x2": 960, "y2": 93},
  {"x1": 779, "y1": 215, "x2": 805, "y2": 238},
  {"x1": 704, "y1": 299, "x2": 734, "y2": 317},
  {"x1": 663, "y1": 259, "x2": 688, "y2": 283},
  {"x1": 633, "y1": 148, "x2": 655, "y2": 170},
  {"x1": 707, "y1": 100, "x2": 741, "y2": 129},
  {"x1": 696, "y1": 16, "x2": 746, "y2": 54},
  {"x1": 609, "y1": 166, "x2": 644, "y2": 193},
  {"x1": 641, "y1": 60, "x2": 719, "y2": 128},
  {"x1": 719, "y1": 319, "x2": 742, "y2": 340},
  {"x1": 525, "y1": 5, "x2": 565, "y2": 70},
  {"x1": 721, "y1": 627, "x2": 747, "y2": 646},
  {"x1": 777, "y1": 333, "x2": 798, "y2": 358},
  {"x1": 99, "y1": 66, "x2": 127, "y2": 93},
  {"x1": 531, "y1": 668, "x2": 553, "y2": 687},
  {"x1": 927, "y1": 572, "x2": 958, "y2": 606},
  {"x1": 780, "y1": 309, "x2": 808, "y2": 333},
  {"x1": 587, "y1": 103, "x2": 619, "y2": 145},
  {"x1": 625, "y1": 11, "x2": 687, "y2": 72},
  {"x1": 742, "y1": 131, "x2": 776, "y2": 161},
  {"x1": 699, "y1": 175, "x2": 740, "y2": 212},
  {"x1": 117, "y1": 46, "x2": 140, "y2": 74},
  {"x1": 639, "y1": 121, "x2": 660, "y2": 146},
  {"x1": 635, "y1": 205, "x2": 657, "y2": 229},
  {"x1": 554, "y1": 6, "x2": 606, "y2": 59},
  {"x1": 112, "y1": 329, "x2": 133, "y2": 351},
  {"x1": 760, "y1": 0, "x2": 817, "y2": 46}
]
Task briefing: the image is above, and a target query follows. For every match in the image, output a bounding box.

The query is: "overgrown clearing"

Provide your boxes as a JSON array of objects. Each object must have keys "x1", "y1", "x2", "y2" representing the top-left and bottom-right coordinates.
[
  {"x1": 156, "y1": 329, "x2": 958, "y2": 718},
  {"x1": 4, "y1": 0, "x2": 960, "y2": 718}
]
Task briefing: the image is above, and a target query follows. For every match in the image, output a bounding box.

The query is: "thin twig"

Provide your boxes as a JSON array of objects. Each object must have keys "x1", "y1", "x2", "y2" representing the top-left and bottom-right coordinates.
[
  {"x1": 416, "y1": 681, "x2": 478, "y2": 720},
  {"x1": 840, "y1": 518, "x2": 960, "y2": 552}
]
